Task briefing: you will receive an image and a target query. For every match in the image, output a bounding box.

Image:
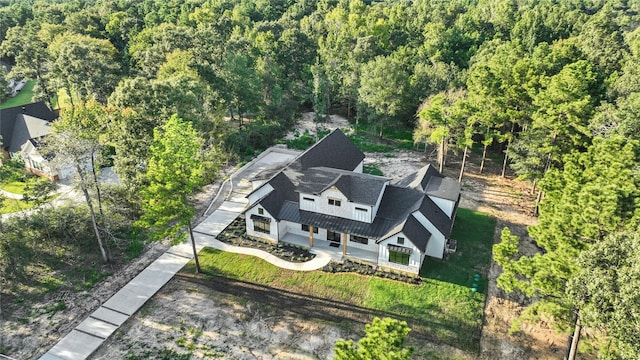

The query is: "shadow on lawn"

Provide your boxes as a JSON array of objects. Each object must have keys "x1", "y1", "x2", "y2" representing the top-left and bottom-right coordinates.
[{"x1": 420, "y1": 208, "x2": 497, "y2": 294}]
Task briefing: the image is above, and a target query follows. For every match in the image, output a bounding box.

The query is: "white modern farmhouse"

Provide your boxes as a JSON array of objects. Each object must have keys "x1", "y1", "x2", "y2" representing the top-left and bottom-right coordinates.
[{"x1": 245, "y1": 129, "x2": 460, "y2": 274}]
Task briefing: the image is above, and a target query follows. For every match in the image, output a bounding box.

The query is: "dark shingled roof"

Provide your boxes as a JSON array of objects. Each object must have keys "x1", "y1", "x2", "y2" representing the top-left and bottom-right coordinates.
[
  {"x1": 401, "y1": 215, "x2": 431, "y2": 252},
  {"x1": 278, "y1": 201, "x2": 395, "y2": 239},
  {"x1": 0, "y1": 102, "x2": 56, "y2": 152},
  {"x1": 425, "y1": 176, "x2": 461, "y2": 201},
  {"x1": 291, "y1": 167, "x2": 387, "y2": 206},
  {"x1": 392, "y1": 164, "x2": 440, "y2": 191},
  {"x1": 418, "y1": 195, "x2": 454, "y2": 237},
  {"x1": 375, "y1": 186, "x2": 423, "y2": 221},
  {"x1": 293, "y1": 129, "x2": 364, "y2": 172},
  {"x1": 259, "y1": 172, "x2": 297, "y2": 217},
  {"x1": 392, "y1": 164, "x2": 461, "y2": 202}
]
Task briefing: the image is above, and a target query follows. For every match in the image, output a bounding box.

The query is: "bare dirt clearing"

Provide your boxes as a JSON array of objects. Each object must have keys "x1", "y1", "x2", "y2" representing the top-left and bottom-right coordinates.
[{"x1": 91, "y1": 276, "x2": 471, "y2": 360}]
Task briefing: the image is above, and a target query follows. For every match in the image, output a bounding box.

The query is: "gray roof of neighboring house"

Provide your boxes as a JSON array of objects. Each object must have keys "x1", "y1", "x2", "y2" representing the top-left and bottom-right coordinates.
[
  {"x1": 8, "y1": 114, "x2": 53, "y2": 153},
  {"x1": 0, "y1": 60, "x2": 11, "y2": 73},
  {"x1": 0, "y1": 102, "x2": 56, "y2": 152}
]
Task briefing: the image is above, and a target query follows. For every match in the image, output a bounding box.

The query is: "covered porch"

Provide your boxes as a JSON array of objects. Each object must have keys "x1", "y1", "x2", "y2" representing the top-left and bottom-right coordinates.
[{"x1": 280, "y1": 232, "x2": 379, "y2": 265}]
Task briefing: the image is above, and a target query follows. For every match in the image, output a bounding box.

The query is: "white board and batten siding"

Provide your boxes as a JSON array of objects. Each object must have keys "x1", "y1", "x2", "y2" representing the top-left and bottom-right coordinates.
[
  {"x1": 411, "y1": 211, "x2": 446, "y2": 259},
  {"x1": 377, "y1": 232, "x2": 423, "y2": 274},
  {"x1": 300, "y1": 188, "x2": 371, "y2": 222},
  {"x1": 245, "y1": 205, "x2": 278, "y2": 242},
  {"x1": 247, "y1": 183, "x2": 274, "y2": 206},
  {"x1": 280, "y1": 220, "x2": 328, "y2": 241},
  {"x1": 346, "y1": 234, "x2": 379, "y2": 252},
  {"x1": 429, "y1": 196, "x2": 456, "y2": 218}
]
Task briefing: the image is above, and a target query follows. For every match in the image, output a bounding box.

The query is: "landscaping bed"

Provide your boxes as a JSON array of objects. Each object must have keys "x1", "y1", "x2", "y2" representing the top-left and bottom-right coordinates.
[
  {"x1": 216, "y1": 217, "x2": 316, "y2": 263},
  {"x1": 322, "y1": 259, "x2": 422, "y2": 285}
]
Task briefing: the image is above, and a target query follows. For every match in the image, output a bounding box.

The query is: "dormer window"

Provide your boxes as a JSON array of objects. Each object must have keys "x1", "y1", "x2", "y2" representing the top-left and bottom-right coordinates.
[
  {"x1": 328, "y1": 198, "x2": 341, "y2": 207},
  {"x1": 397, "y1": 237, "x2": 405, "y2": 245},
  {"x1": 258, "y1": 208, "x2": 264, "y2": 215}
]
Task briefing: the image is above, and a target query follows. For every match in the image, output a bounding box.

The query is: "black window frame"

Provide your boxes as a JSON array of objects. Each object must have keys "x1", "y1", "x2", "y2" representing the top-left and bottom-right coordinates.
[
  {"x1": 327, "y1": 230, "x2": 341, "y2": 241},
  {"x1": 389, "y1": 250, "x2": 410, "y2": 265},
  {"x1": 328, "y1": 198, "x2": 342, "y2": 207},
  {"x1": 301, "y1": 224, "x2": 318, "y2": 233},
  {"x1": 350, "y1": 235, "x2": 368, "y2": 244},
  {"x1": 258, "y1": 208, "x2": 264, "y2": 215},
  {"x1": 253, "y1": 221, "x2": 270, "y2": 234},
  {"x1": 397, "y1": 237, "x2": 405, "y2": 245}
]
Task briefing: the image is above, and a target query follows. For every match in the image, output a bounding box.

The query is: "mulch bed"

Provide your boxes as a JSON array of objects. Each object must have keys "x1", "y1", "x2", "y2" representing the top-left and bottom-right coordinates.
[
  {"x1": 218, "y1": 218, "x2": 421, "y2": 285},
  {"x1": 217, "y1": 217, "x2": 316, "y2": 263},
  {"x1": 322, "y1": 259, "x2": 422, "y2": 285}
]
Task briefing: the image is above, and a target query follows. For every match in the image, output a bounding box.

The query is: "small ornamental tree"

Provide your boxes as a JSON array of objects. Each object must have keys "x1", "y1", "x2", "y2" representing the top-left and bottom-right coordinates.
[
  {"x1": 334, "y1": 317, "x2": 413, "y2": 360},
  {"x1": 137, "y1": 115, "x2": 205, "y2": 273}
]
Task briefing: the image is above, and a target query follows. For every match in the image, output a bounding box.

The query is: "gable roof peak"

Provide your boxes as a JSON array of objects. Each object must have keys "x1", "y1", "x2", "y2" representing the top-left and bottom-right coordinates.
[{"x1": 294, "y1": 128, "x2": 364, "y2": 172}]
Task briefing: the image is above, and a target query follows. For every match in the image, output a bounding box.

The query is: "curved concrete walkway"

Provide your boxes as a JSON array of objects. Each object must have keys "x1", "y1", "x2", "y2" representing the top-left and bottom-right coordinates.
[
  {"x1": 196, "y1": 232, "x2": 331, "y2": 271},
  {"x1": 0, "y1": 188, "x2": 23, "y2": 200}
]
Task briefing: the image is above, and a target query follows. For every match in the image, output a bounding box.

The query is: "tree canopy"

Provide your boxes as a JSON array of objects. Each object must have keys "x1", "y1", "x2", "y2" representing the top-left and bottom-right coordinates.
[
  {"x1": 334, "y1": 317, "x2": 413, "y2": 360},
  {"x1": 1, "y1": 1, "x2": 640, "y2": 355}
]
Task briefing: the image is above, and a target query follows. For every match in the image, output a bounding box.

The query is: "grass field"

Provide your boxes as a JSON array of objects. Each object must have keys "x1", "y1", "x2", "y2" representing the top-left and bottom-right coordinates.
[
  {"x1": 421, "y1": 208, "x2": 496, "y2": 291},
  {"x1": 188, "y1": 208, "x2": 495, "y2": 353},
  {"x1": 1, "y1": 181, "x2": 28, "y2": 194},
  {"x1": 0, "y1": 196, "x2": 37, "y2": 214},
  {"x1": 0, "y1": 80, "x2": 36, "y2": 109}
]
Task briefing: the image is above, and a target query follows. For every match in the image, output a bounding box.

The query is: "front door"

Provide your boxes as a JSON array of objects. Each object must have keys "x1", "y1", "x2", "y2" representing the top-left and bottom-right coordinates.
[{"x1": 327, "y1": 230, "x2": 341, "y2": 247}]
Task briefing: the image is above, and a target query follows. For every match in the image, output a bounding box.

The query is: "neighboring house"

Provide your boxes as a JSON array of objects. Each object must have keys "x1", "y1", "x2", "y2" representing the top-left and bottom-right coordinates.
[
  {"x1": 0, "y1": 60, "x2": 25, "y2": 97},
  {"x1": 245, "y1": 129, "x2": 461, "y2": 274},
  {"x1": 0, "y1": 102, "x2": 69, "y2": 180}
]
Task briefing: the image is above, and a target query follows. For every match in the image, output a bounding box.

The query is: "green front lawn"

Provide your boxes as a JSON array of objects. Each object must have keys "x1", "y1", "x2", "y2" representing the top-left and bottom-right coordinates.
[
  {"x1": 188, "y1": 208, "x2": 495, "y2": 353},
  {"x1": 1, "y1": 181, "x2": 27, "y2": 195},
  {"x1": 0, "y1": 80, "x2": 36, "y2": 109},
  {"x1": 0, "y1": 196, "x2": 37, "y2": 214}
]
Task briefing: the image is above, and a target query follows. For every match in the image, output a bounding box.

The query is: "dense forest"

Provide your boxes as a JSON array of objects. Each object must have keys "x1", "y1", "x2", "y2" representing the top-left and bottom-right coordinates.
[{"x1": 1, "y1": 0, "x2": 640, "y2": 358}]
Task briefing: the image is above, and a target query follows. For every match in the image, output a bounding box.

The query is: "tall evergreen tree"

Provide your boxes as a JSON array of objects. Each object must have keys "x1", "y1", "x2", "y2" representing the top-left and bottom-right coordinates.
[{"x1": 495, "y1": 136, "x2": 640, "y2": 327}]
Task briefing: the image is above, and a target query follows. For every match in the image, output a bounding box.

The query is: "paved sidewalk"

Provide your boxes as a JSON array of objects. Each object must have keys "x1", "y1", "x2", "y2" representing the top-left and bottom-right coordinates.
[{"x1": 38, "y1": 147, "x2": 303, "y2": 360}]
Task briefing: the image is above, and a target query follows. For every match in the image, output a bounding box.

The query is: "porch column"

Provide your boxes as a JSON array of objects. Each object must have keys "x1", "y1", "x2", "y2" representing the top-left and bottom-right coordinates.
[
  {"x1": 309, "y1": 225, "x2": 314, "y2": 248},
  {"x1": 342, "y1": 233, "x2": 347, "y2": 256}
]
